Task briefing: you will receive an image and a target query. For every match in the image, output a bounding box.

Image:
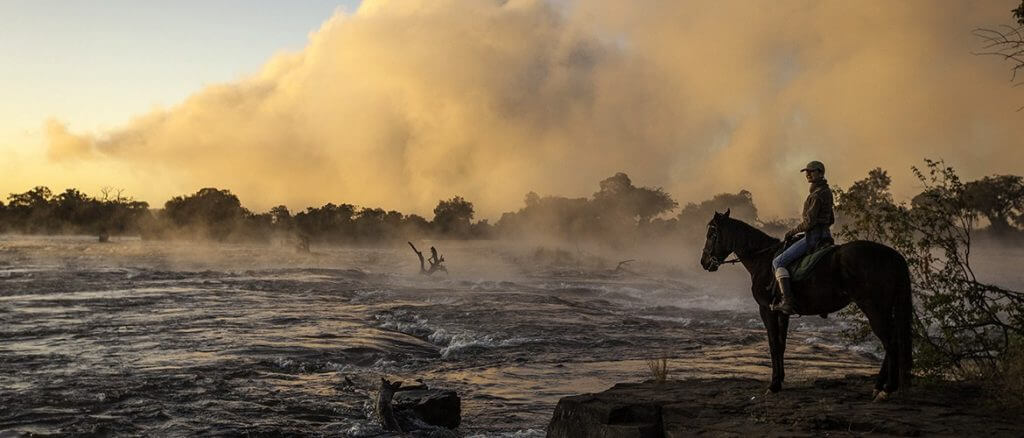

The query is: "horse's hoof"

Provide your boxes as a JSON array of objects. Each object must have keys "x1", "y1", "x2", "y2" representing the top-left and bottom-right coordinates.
[
  {"x1": 872, "y1": 389, "x2": 880, "y2": 399},
  {"x1": 872, "y1": 390, "x2": 890, "y2": 402}
]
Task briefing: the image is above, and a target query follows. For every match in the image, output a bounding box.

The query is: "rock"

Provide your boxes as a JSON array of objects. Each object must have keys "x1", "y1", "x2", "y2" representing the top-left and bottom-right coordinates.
[
  {"x1": 547, "y1": 376, "x2": 1024, "y2": 438},
  {"x1": 393, "y1": 388, "x2": 461, "y2": 429},
  {"x1": 547, "y1": 383, "x2": 673, "y2": 438}
]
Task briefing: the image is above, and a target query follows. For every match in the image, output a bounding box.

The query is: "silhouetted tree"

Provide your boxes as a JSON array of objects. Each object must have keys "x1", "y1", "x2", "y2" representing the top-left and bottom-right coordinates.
[
  {"x1": 6, "y1": 186, "x2": 56, "y2": 233},
  {"x1": 677, "y1": 190, "x2": 758, "y2": 234},
  {"x1": 495, "y1": 195, "x2": 592, "y2": 239},
  {"x1": 593, "y1": 172, "x2": 678, "y2": 236},
  {"x1": 294, "y1": 203, "x2": 356, "y2": 243},
  {"x1": 403, "y1": 214, "x2": 430, "y2": 234},
  {"x1": 164, "y1": 188, "x2": 247, "y2": 240},
  {"x1": 524, "y1": 191, "x2": 540, "y2": 208},
  {"x1": 432, "y1": 196, "x2": 474, "y2": 237},
  {"x1": 964, "y1": 175, "x2": 1024, "y2": 234},
  {"x1": 634, "y1": 187, "x2": 678, "y2": 225},
  {"x1": 834, "y1": 168, "x2": 897, "y2": 240},
  {"x1": 355, "y1": 207, "x2": 388, "y2": 239},
  {"x1": 54, "y1": 188, "x2": 97, "y2": 230},
  {"x1": 0, "y1": 186, "x2": 150, "y2": 236},
  {"x1": 268, "y1": 205, "x2": 293, "y2": 230},
  {"x1": 469, "y1": 218, "x2": 493, "y2": 238},
  {"x1": 496, "y1": 173, "x2": 677, "y2": 244}
]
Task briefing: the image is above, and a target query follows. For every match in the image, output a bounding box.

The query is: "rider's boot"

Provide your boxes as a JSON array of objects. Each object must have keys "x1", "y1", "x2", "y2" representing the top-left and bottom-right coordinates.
[{"x1": 771, "y1": 267, "x2": 796, "y2": 315}]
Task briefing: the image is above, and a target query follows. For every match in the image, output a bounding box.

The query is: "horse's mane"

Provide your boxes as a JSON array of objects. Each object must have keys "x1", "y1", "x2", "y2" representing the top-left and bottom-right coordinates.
[{"x1": 722, "y1": 216, "x2": 781, "y2": 250}]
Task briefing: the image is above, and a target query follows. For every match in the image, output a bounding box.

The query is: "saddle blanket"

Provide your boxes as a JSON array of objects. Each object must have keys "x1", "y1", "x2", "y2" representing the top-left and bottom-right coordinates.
[{"x1": 788, "y1": 244, "x2": 839, "y2": 281}]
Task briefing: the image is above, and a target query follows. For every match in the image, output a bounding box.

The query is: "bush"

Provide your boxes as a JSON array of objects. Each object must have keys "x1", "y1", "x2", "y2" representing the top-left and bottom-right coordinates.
[{"x1": 836, "y1": 160, "x2": 1024, "y2": 379}]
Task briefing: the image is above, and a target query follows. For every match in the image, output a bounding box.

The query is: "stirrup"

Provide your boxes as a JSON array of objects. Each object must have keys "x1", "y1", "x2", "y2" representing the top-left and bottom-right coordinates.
[{"x1": 771, "y1": 302, "x2": 795, "y2": 315}]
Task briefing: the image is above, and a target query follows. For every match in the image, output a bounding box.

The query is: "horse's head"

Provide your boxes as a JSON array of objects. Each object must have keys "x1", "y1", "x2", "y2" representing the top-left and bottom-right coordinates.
[{"x1": 700, "y1": 208, "x2": 732, "y2": 272}]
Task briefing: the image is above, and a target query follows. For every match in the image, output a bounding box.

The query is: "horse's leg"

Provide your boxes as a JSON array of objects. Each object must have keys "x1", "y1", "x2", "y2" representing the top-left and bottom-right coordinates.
[
  {"x1": 873, "y1": 354, "x2": 890, "y2": 397},
  {"x1": 759, "y1": 305, "x2": 783, "y2": 393},
  {"x1": 777, "y1": 312, "x2": 790, "y2": 388},
  {"x1": 857, "y1": 301, "x2": 897, "y2": 399}
]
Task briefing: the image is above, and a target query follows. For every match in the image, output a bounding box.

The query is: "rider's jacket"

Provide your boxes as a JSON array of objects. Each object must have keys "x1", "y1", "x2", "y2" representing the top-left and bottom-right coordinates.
[{"x1": 794, "y1": 179, "x2": 834, "y2": 237}]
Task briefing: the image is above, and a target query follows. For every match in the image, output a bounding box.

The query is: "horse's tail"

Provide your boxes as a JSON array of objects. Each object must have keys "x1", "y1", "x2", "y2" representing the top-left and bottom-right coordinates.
[{"x1": 894, "y1": 262, "x2": 914, "y2": 389}]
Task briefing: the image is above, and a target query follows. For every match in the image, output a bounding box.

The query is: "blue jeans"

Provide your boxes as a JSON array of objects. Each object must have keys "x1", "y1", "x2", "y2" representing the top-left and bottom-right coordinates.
[{"x1": 772, "y1": 227, "x2": 832, "y2": 271}]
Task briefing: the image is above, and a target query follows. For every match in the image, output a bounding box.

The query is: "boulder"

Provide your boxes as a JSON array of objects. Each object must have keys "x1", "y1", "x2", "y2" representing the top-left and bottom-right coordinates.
[
  {"x1": 393, "y1": 388, "x2": 461, "y2": 429},
  {"x1": 547, "y1": 381, "x2": 676, "y2": 438}
]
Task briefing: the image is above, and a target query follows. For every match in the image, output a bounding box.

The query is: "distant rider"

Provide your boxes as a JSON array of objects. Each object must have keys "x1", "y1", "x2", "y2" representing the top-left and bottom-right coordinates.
[{"x1": 771, "y1": 160, "x2": 835, "y2": 315}]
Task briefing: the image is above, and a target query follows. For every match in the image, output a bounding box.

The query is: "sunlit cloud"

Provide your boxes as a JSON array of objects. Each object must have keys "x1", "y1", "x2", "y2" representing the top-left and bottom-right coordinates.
[{"x1": 47, "y1": 0, "x2": 1024, "y2": 218}]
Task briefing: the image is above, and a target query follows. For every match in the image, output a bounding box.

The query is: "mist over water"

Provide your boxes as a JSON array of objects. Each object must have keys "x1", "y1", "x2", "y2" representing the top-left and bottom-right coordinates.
[{"x1": 11, "y1": 236, "x2": 1021, "y2": 435}]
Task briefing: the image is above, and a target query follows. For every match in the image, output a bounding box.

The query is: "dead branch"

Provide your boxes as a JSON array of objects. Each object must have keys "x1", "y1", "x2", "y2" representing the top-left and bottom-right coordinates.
[
  {"x1": 973, "y1": 25, "x2": 1024, "y2": 110},
  {"x1": 408, "y1": 242, "x2": 448, "y2": 275},
  {"x1": 614, "y1": 259, "x2": 636, "y2": 272}
]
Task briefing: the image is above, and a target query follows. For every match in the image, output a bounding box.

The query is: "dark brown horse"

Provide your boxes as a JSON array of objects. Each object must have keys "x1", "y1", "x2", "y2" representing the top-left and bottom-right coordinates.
[{"x1": 698, "y1": 209, "x2": 912, "y2": 401}]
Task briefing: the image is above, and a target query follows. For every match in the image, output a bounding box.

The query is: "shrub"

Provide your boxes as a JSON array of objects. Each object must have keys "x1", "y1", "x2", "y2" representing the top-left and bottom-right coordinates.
[
  {"x1": 645, "y1": 357, "x2": 669, "y2": 384},
  {"x1": 836, "y1": 160, "x2": 1024, "y2": 379}
]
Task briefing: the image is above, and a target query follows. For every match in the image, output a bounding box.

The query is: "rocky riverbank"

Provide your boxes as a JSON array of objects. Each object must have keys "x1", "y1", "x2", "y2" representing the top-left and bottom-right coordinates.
[{"x1": 547, "y1": 375, "x2": 1023, "y2": 437}]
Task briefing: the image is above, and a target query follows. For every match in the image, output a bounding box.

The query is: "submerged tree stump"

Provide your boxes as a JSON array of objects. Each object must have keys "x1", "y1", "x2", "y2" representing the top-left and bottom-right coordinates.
[{"x1": 408, "y1": 242, "x2": 448, "y2": 275}]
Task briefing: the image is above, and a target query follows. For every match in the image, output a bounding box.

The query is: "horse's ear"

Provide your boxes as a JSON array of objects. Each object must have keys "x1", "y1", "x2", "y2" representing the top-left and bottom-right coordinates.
[{"x1": 724, "y1": 208, "x2": 731, "y2": 218}]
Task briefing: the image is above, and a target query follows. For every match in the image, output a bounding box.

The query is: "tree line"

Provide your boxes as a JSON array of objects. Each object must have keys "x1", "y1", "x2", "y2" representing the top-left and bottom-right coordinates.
[
  {"x1": 0, "y1": 186, "x2": 485, "y2": 243},
  {"x1": 1, "y1": 166, "x2": 1022, "y2": 244}
]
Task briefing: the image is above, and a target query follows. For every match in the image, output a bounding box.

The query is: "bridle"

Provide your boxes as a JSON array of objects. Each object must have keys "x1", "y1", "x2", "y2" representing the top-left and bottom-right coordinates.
[
  {"x1": 703, "y1": 222, "x2": 777, "y2": 269},
  {"x1": 702, "y1": 223, "x2": 730, "y2": 269}
]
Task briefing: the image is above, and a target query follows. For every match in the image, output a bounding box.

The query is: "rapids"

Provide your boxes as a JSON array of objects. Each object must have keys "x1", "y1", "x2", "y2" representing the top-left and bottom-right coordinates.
[{"x1": 0, "y1": 236, "x2": 903, "y2": 436}]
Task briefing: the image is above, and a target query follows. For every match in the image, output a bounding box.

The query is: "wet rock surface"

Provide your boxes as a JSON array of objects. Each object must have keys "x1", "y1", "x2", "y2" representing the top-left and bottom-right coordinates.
[
  {"x1": 393, "y1": 388, "x2": 461, "y2": 429},
  {"x1": 548, "y1": 375, "x2": 1024, "y2": 437}
]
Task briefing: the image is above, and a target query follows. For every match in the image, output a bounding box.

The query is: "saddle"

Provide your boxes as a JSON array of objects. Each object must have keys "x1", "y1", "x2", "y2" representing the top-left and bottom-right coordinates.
[
  {"x1": 774, "y1": 236, "x2": 831, "y2": 280},
  {"x1": 770, "y1": 236, "x2": 838, "y2": 317}
]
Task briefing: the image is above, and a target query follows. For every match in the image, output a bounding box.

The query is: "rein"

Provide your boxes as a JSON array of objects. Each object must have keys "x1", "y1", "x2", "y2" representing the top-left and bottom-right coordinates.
[{"x1": 720, "y1": 244, "x2": 777, "y2": 265}]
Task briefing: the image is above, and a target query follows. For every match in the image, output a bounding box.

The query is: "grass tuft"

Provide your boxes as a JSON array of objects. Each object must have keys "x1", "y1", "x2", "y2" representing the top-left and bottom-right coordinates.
[{"x1": 646, "y1": 357, "x2": 669, "y2": 384}]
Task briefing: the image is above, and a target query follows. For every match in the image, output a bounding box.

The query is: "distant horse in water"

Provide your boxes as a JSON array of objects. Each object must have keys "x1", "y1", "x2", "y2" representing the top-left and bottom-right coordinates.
[{"x1": 699, "y1": 210, "x2": 913, "y2": 401}]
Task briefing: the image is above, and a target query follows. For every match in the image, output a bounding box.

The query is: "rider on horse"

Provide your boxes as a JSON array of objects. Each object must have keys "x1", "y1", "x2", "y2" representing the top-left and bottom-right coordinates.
[{"x1": 771, "y1": 160, "x2": 835, "y2": 315}]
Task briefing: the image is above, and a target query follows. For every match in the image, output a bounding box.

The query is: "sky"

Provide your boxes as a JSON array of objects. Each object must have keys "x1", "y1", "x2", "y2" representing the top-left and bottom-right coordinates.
[
  {"x1": 0, "y1": 0, "x2": 358, "y2": 203},
  {"x1": 2, "y1": 0, "x2": 1023, "y2": 220},
  {"x1": 0, "y1": 1, "x2": 359, "y2": 133}
]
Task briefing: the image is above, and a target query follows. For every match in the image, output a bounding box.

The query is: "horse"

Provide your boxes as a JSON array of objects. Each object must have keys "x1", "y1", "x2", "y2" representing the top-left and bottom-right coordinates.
[{"x1": 698, "y1": 209, "x2": 913, "y2": 401}]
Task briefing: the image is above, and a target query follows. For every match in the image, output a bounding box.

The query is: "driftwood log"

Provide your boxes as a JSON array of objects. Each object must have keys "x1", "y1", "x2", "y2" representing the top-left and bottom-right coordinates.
[{"x1": 408, "y1": 242, "x2": 448, "y2": 275}]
